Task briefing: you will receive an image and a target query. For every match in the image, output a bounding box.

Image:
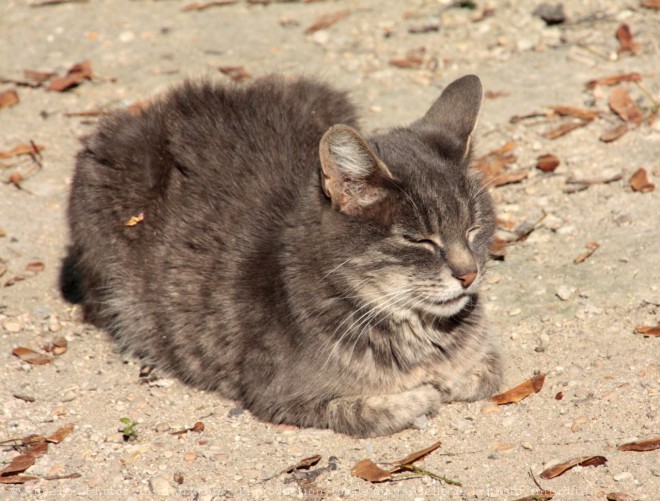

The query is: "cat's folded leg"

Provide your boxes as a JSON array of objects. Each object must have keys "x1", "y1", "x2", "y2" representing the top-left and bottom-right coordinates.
[
  {"x1": 446, "y1": 346, "x2": 502, "y2": 402},
  {"x1": 324, "y1": 384, "x2": 442, "y2": 437}
]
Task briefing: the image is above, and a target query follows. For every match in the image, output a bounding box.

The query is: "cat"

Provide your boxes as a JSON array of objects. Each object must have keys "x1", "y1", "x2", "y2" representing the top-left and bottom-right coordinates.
[{"x1": 63, "y1": 74, "x2": 502, "y2": 437}]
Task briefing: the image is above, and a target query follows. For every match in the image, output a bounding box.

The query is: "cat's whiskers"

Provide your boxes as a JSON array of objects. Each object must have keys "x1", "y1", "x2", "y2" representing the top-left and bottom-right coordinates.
[{"x1": 318, "y1": 258, "x2": 353, "y2": 283}]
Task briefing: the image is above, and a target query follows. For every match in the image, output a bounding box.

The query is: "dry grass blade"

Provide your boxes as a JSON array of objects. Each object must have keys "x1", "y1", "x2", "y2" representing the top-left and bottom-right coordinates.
[
  {"x1": 586, "y1": 72, "x2": 642, "y2": 88},
  {"x1": 542, "y1": 120, "x2": 591, "y2": 139},
  {"x1": 0, "y1": 89, "x2": 20, "y2": 109},
  {"x1": 305, "y1": 9, "x2": 351, "y2": 34},
  {"x1": 490, "y1": 374, "x2": 545, "y2": 405},
  {"x1": 617, "y1": 437, "x2": 660, "y2": 451},
  {"x1": 574, "y1": 242, "x2": 600, "y2": 264},
  {"x1": 389, "y1": 47, "x2": 426, "y2": 69},
  {"x1": 540, "y1": 456, "x2": 607, "y2": 479},
  {"x1": 393, "y1": 441, "x2": 442, "y2": 467},
  {"x1": 549, "y1": 105, "x2": 599, "y2": 120},
  {"x1": 600, "y1": 124, "x2": 629, "y2": 143},
  {"x1": 12, "y1": 346, "x2": 52, "y2": 365},
  {"x1": 181, "y1": 0, "x2": 238, "y2": 11},
  {"x1": 634, "y1": 324, "x2": 660, "y2": 337},
  {"x1": 609, "y1": 88, "x2": 643, "y2": 124},
  {"x1": 629, "y1": 168, "x2": 654, "y2": 193},
  {"x1": 0, "y1": 143, "x2": 45, "y2": 160},
  {"x1": 351, "y1": 459, "x2": 392, "y2": 482}
]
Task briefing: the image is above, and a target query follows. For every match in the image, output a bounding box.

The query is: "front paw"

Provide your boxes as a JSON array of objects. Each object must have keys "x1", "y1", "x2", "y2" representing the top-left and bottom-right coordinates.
[{"x1": 450, "y1": 349, "x2": 502, "y2": 402}]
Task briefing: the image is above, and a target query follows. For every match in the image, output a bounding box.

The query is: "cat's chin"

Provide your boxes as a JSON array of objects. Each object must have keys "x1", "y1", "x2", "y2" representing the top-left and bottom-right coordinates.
[{"x1": 418, "y1": 294, "x2": 471, "y2": 317}]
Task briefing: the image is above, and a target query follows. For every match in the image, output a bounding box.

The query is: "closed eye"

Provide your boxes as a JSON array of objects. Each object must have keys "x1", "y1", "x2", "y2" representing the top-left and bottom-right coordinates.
[
  {"x1": 467, "y1": 226, "x2": 481, "y2": 243},
  {"x1": 402, "y1": 234, "x2": 441, "y2": 251}
]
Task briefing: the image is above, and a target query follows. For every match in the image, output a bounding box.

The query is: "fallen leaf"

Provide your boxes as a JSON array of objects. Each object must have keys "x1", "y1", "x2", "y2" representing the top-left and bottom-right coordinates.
[
  {"x1": 181, "y1": 0, "x2": 237, "y2": 11},
  {"x1": 634, "y1": 324, "x2": 660, "y2": 337},
  {"x1": 488, "y1": 237, "x2": 507, "y2": 260},
  {"x1": 615, "y1": 24, "x2": 640, "y2": 55},
  {"x1": 286, "y1": 454, "x2": 322, "y2": 473},
  {"x1": 536, "y1": 154, "x2": 560, "y2": 172},
  {"x1": 4, "y1": 275, "x2": 27, "y2": 287},
  {"x1": 393, "y1": 441, "x2": 442, "y2": 468},
  {"x1": 23, "y1": 69, "x2": 56, "y2": 84},
  {"x1": 606, "y1": 493, "x2": 634, "y2": 501},
  {"x1": 305, "y1": 9, "x2": 351, "y2": 34},
  {"x1": 641, "y1": 0, "x2": 660, "y2": 9},
  {"x1": 555, "y1": 391, "x2": 564, "y2": 400},
  {"x1": 617, "y1": 437, "x2": 660, "y2": 451},
  {"x1": 0, "y1": 475, "x2": 39, "y2": 484},
  {"x1": 12, "y1": 346, "x2": 52, "y2": 365},
  {"x1": 124, "y1": 212, "x2": 145, "y2": 227},
  {"x1": 51, "y1": 336, "x2": 68, "y2": 356},
  {"x1": 490, "y1": 374, "x2": 545, "y2": 405},
  {"x1": 549, "y1": 105, "x2": 599, "y2": 120},
  {"x1": 389, "y1": 47, "x2": 426, "y2": 69},
  {"x1": 573, "y1": 242, "x2": 600, "y2": 264},
  {"x1": 600, "y1": 123, "x2": 629, "y2": 143},
  {"x1": 491, "y1": 170, "x2": 528, "y2": 187},
  {"x1": 540, "y1": 456, "x2": 607, "y2": 479},
  {"x1": 513, "y1": 492, "x2": 554, "y2": 501},
  {"x1": 542, "y1": 120, "x2": 591, "y2": 139},
  {"x1": 47, "y1": 60, "x2": 93, "y2": 92},
  {"x1": 0, "y1": 89, "x2": 19, "y2": 109},
  {"x1": 0, "y1": 454, "x2": 35, "y2": 476},
  {"x1": 25, "y1": 441, "x2": 48, "y2": 458},
  {"x1": 0, "y1": 143, "x2": 45, "y2": 160},
  {"x1": 351, "y1": 459, "x2": 392, "y2": 482},
  {"x1": 46, "y1": 423, "x2": 74, "y2": 443},
  {"x1": 219, "y1": 66, "x2": 251, "y2": 82},
  {"x1": 586, "y1": 72, "x2": 642, "y2": 88},
  {"x1": 25, "y1": 261, "x2": 45, "y2": 273},
  {"x1": 484, "y1": 90, "x2": 509, "y2": 99},
  {"x1": 629, "y1": 168, "x2": 654, "y2": 193},
  {"x1": 609, "y1": 88, "x2": 644, "y2": 125}
]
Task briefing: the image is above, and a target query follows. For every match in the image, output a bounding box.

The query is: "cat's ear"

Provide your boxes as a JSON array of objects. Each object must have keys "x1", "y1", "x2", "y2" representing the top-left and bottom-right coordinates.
[
  {"x1": 319, "y1": 125, "x2": 394, "y2": 218},
  {"x1": 412, "y1": 74, "x2": 483, "y2": 159}
]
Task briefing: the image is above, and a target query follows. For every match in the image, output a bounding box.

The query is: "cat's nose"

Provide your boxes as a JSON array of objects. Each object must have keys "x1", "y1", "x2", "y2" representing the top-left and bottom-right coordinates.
[{"x1": 455, "y1": 271, "x2": 477, "y2": 288}]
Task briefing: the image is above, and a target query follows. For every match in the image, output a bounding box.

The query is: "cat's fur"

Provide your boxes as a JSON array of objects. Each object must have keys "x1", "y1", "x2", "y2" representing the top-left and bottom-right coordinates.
[{"x1": 64, "y1": 74, "x2": 502, "y2": 437}]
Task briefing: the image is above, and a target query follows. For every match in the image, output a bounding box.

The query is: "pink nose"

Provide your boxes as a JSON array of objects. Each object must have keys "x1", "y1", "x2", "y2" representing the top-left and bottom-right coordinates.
[{"x1": 456, "y1": 271, "x2": 477, "y2": 288}]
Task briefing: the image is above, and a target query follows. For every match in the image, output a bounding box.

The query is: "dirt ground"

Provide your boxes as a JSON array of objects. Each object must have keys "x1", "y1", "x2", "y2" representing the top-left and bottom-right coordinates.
[{"x1": 1, "y1": 0, "x2": 659, "y2": 500}]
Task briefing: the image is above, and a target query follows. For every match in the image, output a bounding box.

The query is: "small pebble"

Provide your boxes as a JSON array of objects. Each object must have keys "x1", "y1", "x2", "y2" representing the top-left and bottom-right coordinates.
[
  {"x1": 556, "y1": 285, "x2": 576, "y2": 301},
  {"x1": 613, "y1": 472, "x2": 632, "y2": 482},
  {"x1": 183, "y1": 452, "x2": 197, "y2": 462},
  {"x1": 149, "y1": 476, "x2": 172, "y2": 497},
  {"x1": 3, "y1": 319, "x2": 22, "y2": 333}
]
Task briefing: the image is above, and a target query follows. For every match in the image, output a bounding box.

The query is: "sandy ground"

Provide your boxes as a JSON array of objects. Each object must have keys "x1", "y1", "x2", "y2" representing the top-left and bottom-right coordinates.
[{"x1": 1, "y1": 0, "x2": 659, "y2": 500}]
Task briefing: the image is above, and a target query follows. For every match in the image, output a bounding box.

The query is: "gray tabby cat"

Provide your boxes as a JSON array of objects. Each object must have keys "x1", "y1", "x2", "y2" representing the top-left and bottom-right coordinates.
[{"x1": 63, "y1": 74, "x2": 501, "y2": 437}]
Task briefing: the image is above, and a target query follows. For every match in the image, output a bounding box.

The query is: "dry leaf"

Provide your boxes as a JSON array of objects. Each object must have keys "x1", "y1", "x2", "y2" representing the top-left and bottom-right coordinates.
[
  {"x1": 46, "y1": 423, "x2": 74, "y2": 444},
  {"x1": 542, "y1": 120, "x2": 591, "y2": 139},
  {"x1": 12, "y1": 346, "x2": 52, "y2": 365},
  {"x1": 617, "y1": 437, "x2": 660, "y2": 451},
  {"x1": 285, "y1": 454, "x2": 322, "y2": 473},
  {"x1": 573, "y1": 241, "x2": 600, "y2": 264},
  {"x1": 389, "y1": 47, "x2": 426, "y2": 69},
  {"x1": 124, "y1": 212, "x2": 145, "y2": 227},
  {"x1": 25, "y1": 261, "x2": 45, "y2": 273},
  {"x1": 0, "y1": 454, "x2": 35, "y2": 476},
  {"x1": 513, "y1": 492, "x2": 554, "y2": 501},
  {"x1": 393, "y1": 441, "x2": 442, "y2": 468},
  {"x1": 484, "y1": 90, "x2": 509, "y2": 99},
  {"x1": 47, "y1": 60, "x2": 93, "y2": 92},
  {"x1": 351, "y1": 459, "x2": 392, "y2": 482},
  {"x1": 606, "y1": 493, "x2": 634, "y2": 501},
  {"x1": 219, "y1": 66, "x2": 251, "y2": 82},
  {"x1": 0, "y1": 475, "x2": 39, "y2": 484},
  {"x1": 540, "y1": 456, "x2": 607, "y2": 479},
  {"x1": 586, "y1": 72, "x2": 642, "y2": 88},
  {"x1": 616, "y1": 24, "x2": 640, "y2": 55},
  {"x1": 629, "y1": 168, "x2": 654, "y2": 193},
  {"x1": 0, "y1": 89, "x2": 19, "y2": 109},
  {"x1": 181, "y1": 0, "x2": 237, "y2": 11},
  {"x1": 600, "y1": 124, "x2": 629, "y2": 143},
  {"x1": 489, "y1": 237, "x2": 507, "y2": 260},
  {"x1": 491, "y1": 170, "x2": 528, "y2": 187},
  {"x1": 536, "y1": 154, "x2": 560, "y2": 172},
  {"x1": 634, "y1": 324, "x2": 660, "y2": 337},
  {"x1": 609, "y1": 88, "x2": 644, "y2": 125},
  {"x1": 23, "y1": 69, "x2": 56, "y2": 84},
  {"x1": 490, "y1": 374, "x2": 545, "y2": 405},
  {"x1": 549, "y1": 105, "x2": 599, "y2": 120},
  {"x1": 305, "y1": 9, "x2": 351, "y2": 34},
  {"x1": 0, "y1": 143, "x2": 45, "y2": 160},
  {"x1": 25, "y1": 441, "x2": 48, "y2": 459},
  {"x1": 641, "y1": 0, "x2": 660, "y2": 9}
]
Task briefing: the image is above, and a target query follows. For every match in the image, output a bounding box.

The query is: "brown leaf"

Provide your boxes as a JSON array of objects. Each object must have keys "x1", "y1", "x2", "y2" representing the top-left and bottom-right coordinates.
[
  {"x1": 609, "y1": 88, "x2": 644, "y2": 125},
  {"x1": 491, "y1": 170, "x2": 528, "y2": 187},
  {"x1": 305, "y1": 9, "x2": 351, "y2": 34},
  {"x1": 351, "y1": 459, "x2": 392, "y2": 482},
  {"x1": 12, "y1": 346, "x2": 52, "y2": 365},
  {"x1": 606, "y1": 493, "x2": 634, "y2": 501},
  {"x1": 484, "y1": 90, "x2": 509, "y2": 99},
  {"x1": 0, "y1": 475, "x2": 39, "y2": 484},
  {"x1": 51, "y1": 336, "x2": 68, "y2": 356},
  {"x1": 47, "y1": 60, "x2": 93, "y2": 92},
  {"x1": 25, "y1": 261, "x2": 45, "y2": 273},
  {"x1": 0, "y1": 143, "x2": 45, "y2": 160},
  {"x1": 616, "y1": 24, "x2": 640, "y2": 55},
  {"x1": 389, "y1": 47, "x2": 426, "y2": 69},
  {"x1": 393, "y1": 441, "x2": 442, "y2": 468},
  {"x1": 629, "y1": 168, "x2": 654, "y2": 193},
  {"x1": 23, "y1": 69, "x2": 56, "y2": 84},
  {"x1": 25, "y1": 441, "x2": 49, "y2": 458},
  {"x1": 0, "y1": 89, "x2": 20, "y2": 109},
  {"x1": 542, "y1": 120, "x2": 591, "y2": 139},
  {"x1": 573, "y1": 241, "x2": 600, "y2": 264},
  {"x1": 586, "y1": 72, "x2": 642, "y2": 89},
  {"x1": 512, "y1": 492, "x2": 555, "y2": 501},
  {"x1": 634, "y1": 324, "x2": 660, "y2": 337},
  {"x1": 600, "y1": 124, "x2": 629, "y2": 143},
  {"x1": 219, "y1": 66, "x2": 251, "y2": 82},
  {"x1": 617, "y1": 437, "x2": 660, "y2": 451},
  {"x1": 488, "y1": 237, "x2": 507, "y2": 260},
  {"x1": 641, "y1": 0, "x2": 660, "y2": 9},
  {"x1": 286, "y1": 454, "x2": 322, "y2": 473},
  {"x1": 490, "y1": 374, "x2": 545, "y2": 405},
  {"x1": 181, "y1": 0, "x2": 238, "y2": 11},
  {"x1": 549, "y1": 105, "x2": 599, "y2": 120},
  {"x1": 0, "y1": 454, "x2": 35, "y2": 475},
  {"x1": 536, "y1": 154, "x2": 560, "y2": 172},
  {"x1": 46, "y1": 423, "x2": 74, "y2": 444},
  {"x1": 124, "y1": 212, "x2": 145, "y2": 227},
  {"x1": 540, "y1": 456, "x2": 607, "y2": 479}
]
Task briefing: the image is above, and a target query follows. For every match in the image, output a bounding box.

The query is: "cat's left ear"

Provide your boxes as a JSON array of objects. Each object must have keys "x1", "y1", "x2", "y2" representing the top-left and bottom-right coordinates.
[
  {"x1": 412, "y1": 74, "x2": 483, "y2": 160},
  {"x1": 319, "y1": 125, "x2": 394, "y2": 218}
]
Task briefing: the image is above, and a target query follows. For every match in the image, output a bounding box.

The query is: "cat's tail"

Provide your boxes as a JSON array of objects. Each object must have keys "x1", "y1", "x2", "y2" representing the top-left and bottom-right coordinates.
[{"x1": 59, "y1": 248, "x2": 85, "y2": 305}]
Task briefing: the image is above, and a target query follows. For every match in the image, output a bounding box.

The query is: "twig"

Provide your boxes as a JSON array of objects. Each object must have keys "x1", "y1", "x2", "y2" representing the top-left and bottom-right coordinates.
[{"x1": 396, "y1": 464, "x2": 462, "y2": 486}]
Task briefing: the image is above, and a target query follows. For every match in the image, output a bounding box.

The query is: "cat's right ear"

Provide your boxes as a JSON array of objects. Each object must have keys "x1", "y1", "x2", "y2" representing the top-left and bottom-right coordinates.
[
  {"x1": 412, "y1": 74, "x2": 483, "y2": 160},
  {"x1": 319, "y1": 125, "x2": 394, "y2": 218}
]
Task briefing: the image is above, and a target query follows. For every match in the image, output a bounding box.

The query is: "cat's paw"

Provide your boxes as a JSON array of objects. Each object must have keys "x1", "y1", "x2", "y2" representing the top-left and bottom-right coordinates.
[{"x1": 449, "y1": 349, "x2": 502, "y2": 402}]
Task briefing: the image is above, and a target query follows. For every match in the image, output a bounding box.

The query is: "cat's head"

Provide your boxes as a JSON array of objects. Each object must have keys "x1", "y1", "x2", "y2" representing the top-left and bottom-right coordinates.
[{"x1": 318, "y1": 75, "x2": 494, "y2": 319}]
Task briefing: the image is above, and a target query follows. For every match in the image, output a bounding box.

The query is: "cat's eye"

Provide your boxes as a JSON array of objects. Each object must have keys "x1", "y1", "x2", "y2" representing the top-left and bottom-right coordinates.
[
  {"x1": 402, "y1": 234, "x2": 439, "y2": 251},
  {"x1": 467, "y1": 226, "x2": 481, "y2": 243}
]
